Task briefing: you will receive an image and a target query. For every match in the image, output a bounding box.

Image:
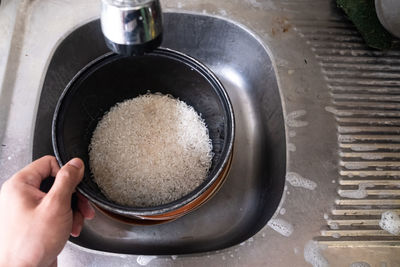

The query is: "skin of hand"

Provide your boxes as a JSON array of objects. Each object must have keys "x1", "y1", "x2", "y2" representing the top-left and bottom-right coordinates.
[{"x1": 0, "y1": 156, "x2": 95, "y2": 267}]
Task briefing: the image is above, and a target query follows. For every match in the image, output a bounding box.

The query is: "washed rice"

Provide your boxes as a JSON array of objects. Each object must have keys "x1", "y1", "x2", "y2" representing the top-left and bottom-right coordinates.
[{"x1": 89, "y1": 93, "x2": 213, "y2": 207}]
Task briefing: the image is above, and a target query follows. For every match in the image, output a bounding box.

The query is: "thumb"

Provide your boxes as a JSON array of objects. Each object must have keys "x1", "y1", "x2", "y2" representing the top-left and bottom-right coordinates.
[{"x1": 47, "y1": 158, "x2": 84, "y2": 205}]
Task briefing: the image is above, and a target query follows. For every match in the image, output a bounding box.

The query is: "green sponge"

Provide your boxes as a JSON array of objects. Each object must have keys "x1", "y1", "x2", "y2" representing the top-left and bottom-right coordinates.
[{"x1": 337, "y1": 0, "x2": 393, "y2": 50}]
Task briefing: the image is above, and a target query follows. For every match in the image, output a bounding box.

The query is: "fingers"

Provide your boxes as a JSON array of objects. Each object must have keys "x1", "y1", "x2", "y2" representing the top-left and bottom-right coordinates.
[
  {"x1": 71, "y1": 211, "x2": 84, "y2": 237},
  {"x1": 77, "y1": 193, "x2": 95, "y2": 220},
  {"x1": 47, "y1": 158, "x2": 84, "y2": 205},
  {"x1": 49, "y1": 259, "x2": 57, "y2": 267},
  {"x1": 13, "y1": 156, "x2": 60, "y2": 188}
]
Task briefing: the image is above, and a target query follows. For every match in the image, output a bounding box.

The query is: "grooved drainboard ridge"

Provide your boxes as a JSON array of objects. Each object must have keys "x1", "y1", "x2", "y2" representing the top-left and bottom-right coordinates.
[{"x1": 293, "y1": 17, "x2": 400, "y2": 245}]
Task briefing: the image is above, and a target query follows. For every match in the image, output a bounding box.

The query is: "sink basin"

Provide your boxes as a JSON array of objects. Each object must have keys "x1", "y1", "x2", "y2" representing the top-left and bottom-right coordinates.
[{"x1": 33, "y1": 12, "x2": 286, "y2": 254}]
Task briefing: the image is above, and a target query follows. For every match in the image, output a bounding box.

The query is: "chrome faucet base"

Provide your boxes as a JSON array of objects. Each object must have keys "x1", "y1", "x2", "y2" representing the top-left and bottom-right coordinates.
[
  {"x1": 101, "y1": 0, "x2": 163, "y2": 55},
  {"x1": 104, "y1": 33, "x2": 162, "y2": 56}
]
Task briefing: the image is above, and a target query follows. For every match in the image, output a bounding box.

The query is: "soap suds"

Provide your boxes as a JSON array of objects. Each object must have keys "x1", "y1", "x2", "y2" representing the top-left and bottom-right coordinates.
[
  {"x1": 332, "y1": 233, "x2": 341, "y2": 239},
  {"x1": 350, "y1": 145, "x2": 377, "y2": 152},
  {"x1": 137, "y1": 256, "x2": 157, "y2": 266},
  {"x1": 338, "y1": 183, "x2": 374, "y2": 199},
  {"x1": 379, "y1": 211, "x2": 400, "y2": 235},
  {"x1": 247, "y1": 0, "x2": 263, "y2": 8},
  {"x1": 280, "y1": 208, "x2": 286, "y2": 215},
  {"x1": 338, "y1": 135, "x2": 356, "y2": 143},
  {"x1": 361, "y1": 154, "x2": 384, "y2": 160},
  {"x1": 286, "y1": 172, "x2": 317, "y2": 190},
  {"x1": 288, "y1": 143, "x2": 296, "y2": 152},
  {"x1": 329, "y1": 222, "x2": 339, "y2": 230},
  {"x1": 261, "y1": 232, "x2": 266, "y2": 237},
  {"x1": 286, "y1": 110, "x2": 309, "y2": 128},
  {"x1": 218, "y1": 9, "x2": 227, "y2": 16},
  {"x1": 267, "y1": 218, "x2": 294, "y2": 237},
  {"x1": 325, "y1": 106, "x2": 353, "y2": 116},
  {"x1": 304, "y1": 241, "x2": 329, "y2": 267},
  {"x1": 343, "y1": 162, "x2": 368, "y2": 170},
  {"x1": 289, "y1": 130, "x2": 296, "y2": 137}
]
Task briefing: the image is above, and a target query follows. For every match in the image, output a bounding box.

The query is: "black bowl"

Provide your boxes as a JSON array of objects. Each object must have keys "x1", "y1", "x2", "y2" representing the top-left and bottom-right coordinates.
[{"x1": 52, "y1": 48, "x2": 234, "y2": 218}]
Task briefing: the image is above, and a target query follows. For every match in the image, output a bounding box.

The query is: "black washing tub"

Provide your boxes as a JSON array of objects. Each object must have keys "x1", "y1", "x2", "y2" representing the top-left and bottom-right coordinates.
[{"x1": 52, "y1": 48, "x2": 234, "y2": 222}]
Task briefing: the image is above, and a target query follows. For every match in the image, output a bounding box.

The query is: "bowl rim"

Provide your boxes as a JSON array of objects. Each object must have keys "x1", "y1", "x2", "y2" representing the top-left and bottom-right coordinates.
[{"x1": 52, "y1": 47, "x2": 235, "y2": 217}]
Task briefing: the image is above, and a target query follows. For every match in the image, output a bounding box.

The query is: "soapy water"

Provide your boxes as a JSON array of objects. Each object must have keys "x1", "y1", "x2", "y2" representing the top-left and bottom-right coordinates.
[
  {"x1": 289, "y1": 130, "x2": 296, "y2": 137},
  {"x1": 379, "y1": 211, "x2": 400, "y2": 235},
  {"x1": 136, "y1": 256, "x2": 157, "y2": 266},
  {"x1": 338, "y1": 183, "x2": 374, "y2": 199},
  {"x1": 303, "y1": 241, "x2": 329, "y2": 267},
  {"x1": 286, "y1": 172, "x2": 317, "y2": 190},
  {"x1": 350, "y1": 262, "x2": 371, "y2": 267},
  {"x1": 286, "y1": 110, "x2": 309, "y2": 128},
  {"x1": 280, "y1": 208, "x2": 286, "y2": 215},
  {"x1": 267, "y1": 218, "x2": 294, "y2": 237}
]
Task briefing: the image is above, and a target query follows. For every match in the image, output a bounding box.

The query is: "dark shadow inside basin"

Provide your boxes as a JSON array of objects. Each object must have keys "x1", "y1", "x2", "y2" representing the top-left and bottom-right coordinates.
[{"x1": 33, "y1": 12, "x2": 286, "y2": 254}]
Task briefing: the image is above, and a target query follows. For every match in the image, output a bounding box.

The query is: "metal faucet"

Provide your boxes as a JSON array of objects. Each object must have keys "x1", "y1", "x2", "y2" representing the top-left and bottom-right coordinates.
[{"x1": 100, "y1": 0, "x2": 163, "y2": 56}]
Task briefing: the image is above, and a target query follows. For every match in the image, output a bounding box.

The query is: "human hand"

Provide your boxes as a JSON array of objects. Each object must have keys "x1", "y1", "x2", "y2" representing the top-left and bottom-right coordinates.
[{"x1": 0, "y1": 156, "x2": 95, "y2": 267}]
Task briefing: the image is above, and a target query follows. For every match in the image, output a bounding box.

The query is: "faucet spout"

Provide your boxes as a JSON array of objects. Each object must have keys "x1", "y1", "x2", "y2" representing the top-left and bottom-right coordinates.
[{"x1": 100, "y1": 0, "x2": 163, "y2": 56}]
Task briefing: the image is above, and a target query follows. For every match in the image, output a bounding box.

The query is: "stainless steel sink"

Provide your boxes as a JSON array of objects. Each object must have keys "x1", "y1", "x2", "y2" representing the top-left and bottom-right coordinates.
[{"x1": 32, "y1": 12, "x2": 285, "y2": 254}]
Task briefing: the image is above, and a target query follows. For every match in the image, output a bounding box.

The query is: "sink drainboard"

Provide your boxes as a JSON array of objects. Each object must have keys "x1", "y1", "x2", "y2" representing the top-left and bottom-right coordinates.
[{"x1": 294, "y1": 18, "x2": 400, "y2": 246}]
